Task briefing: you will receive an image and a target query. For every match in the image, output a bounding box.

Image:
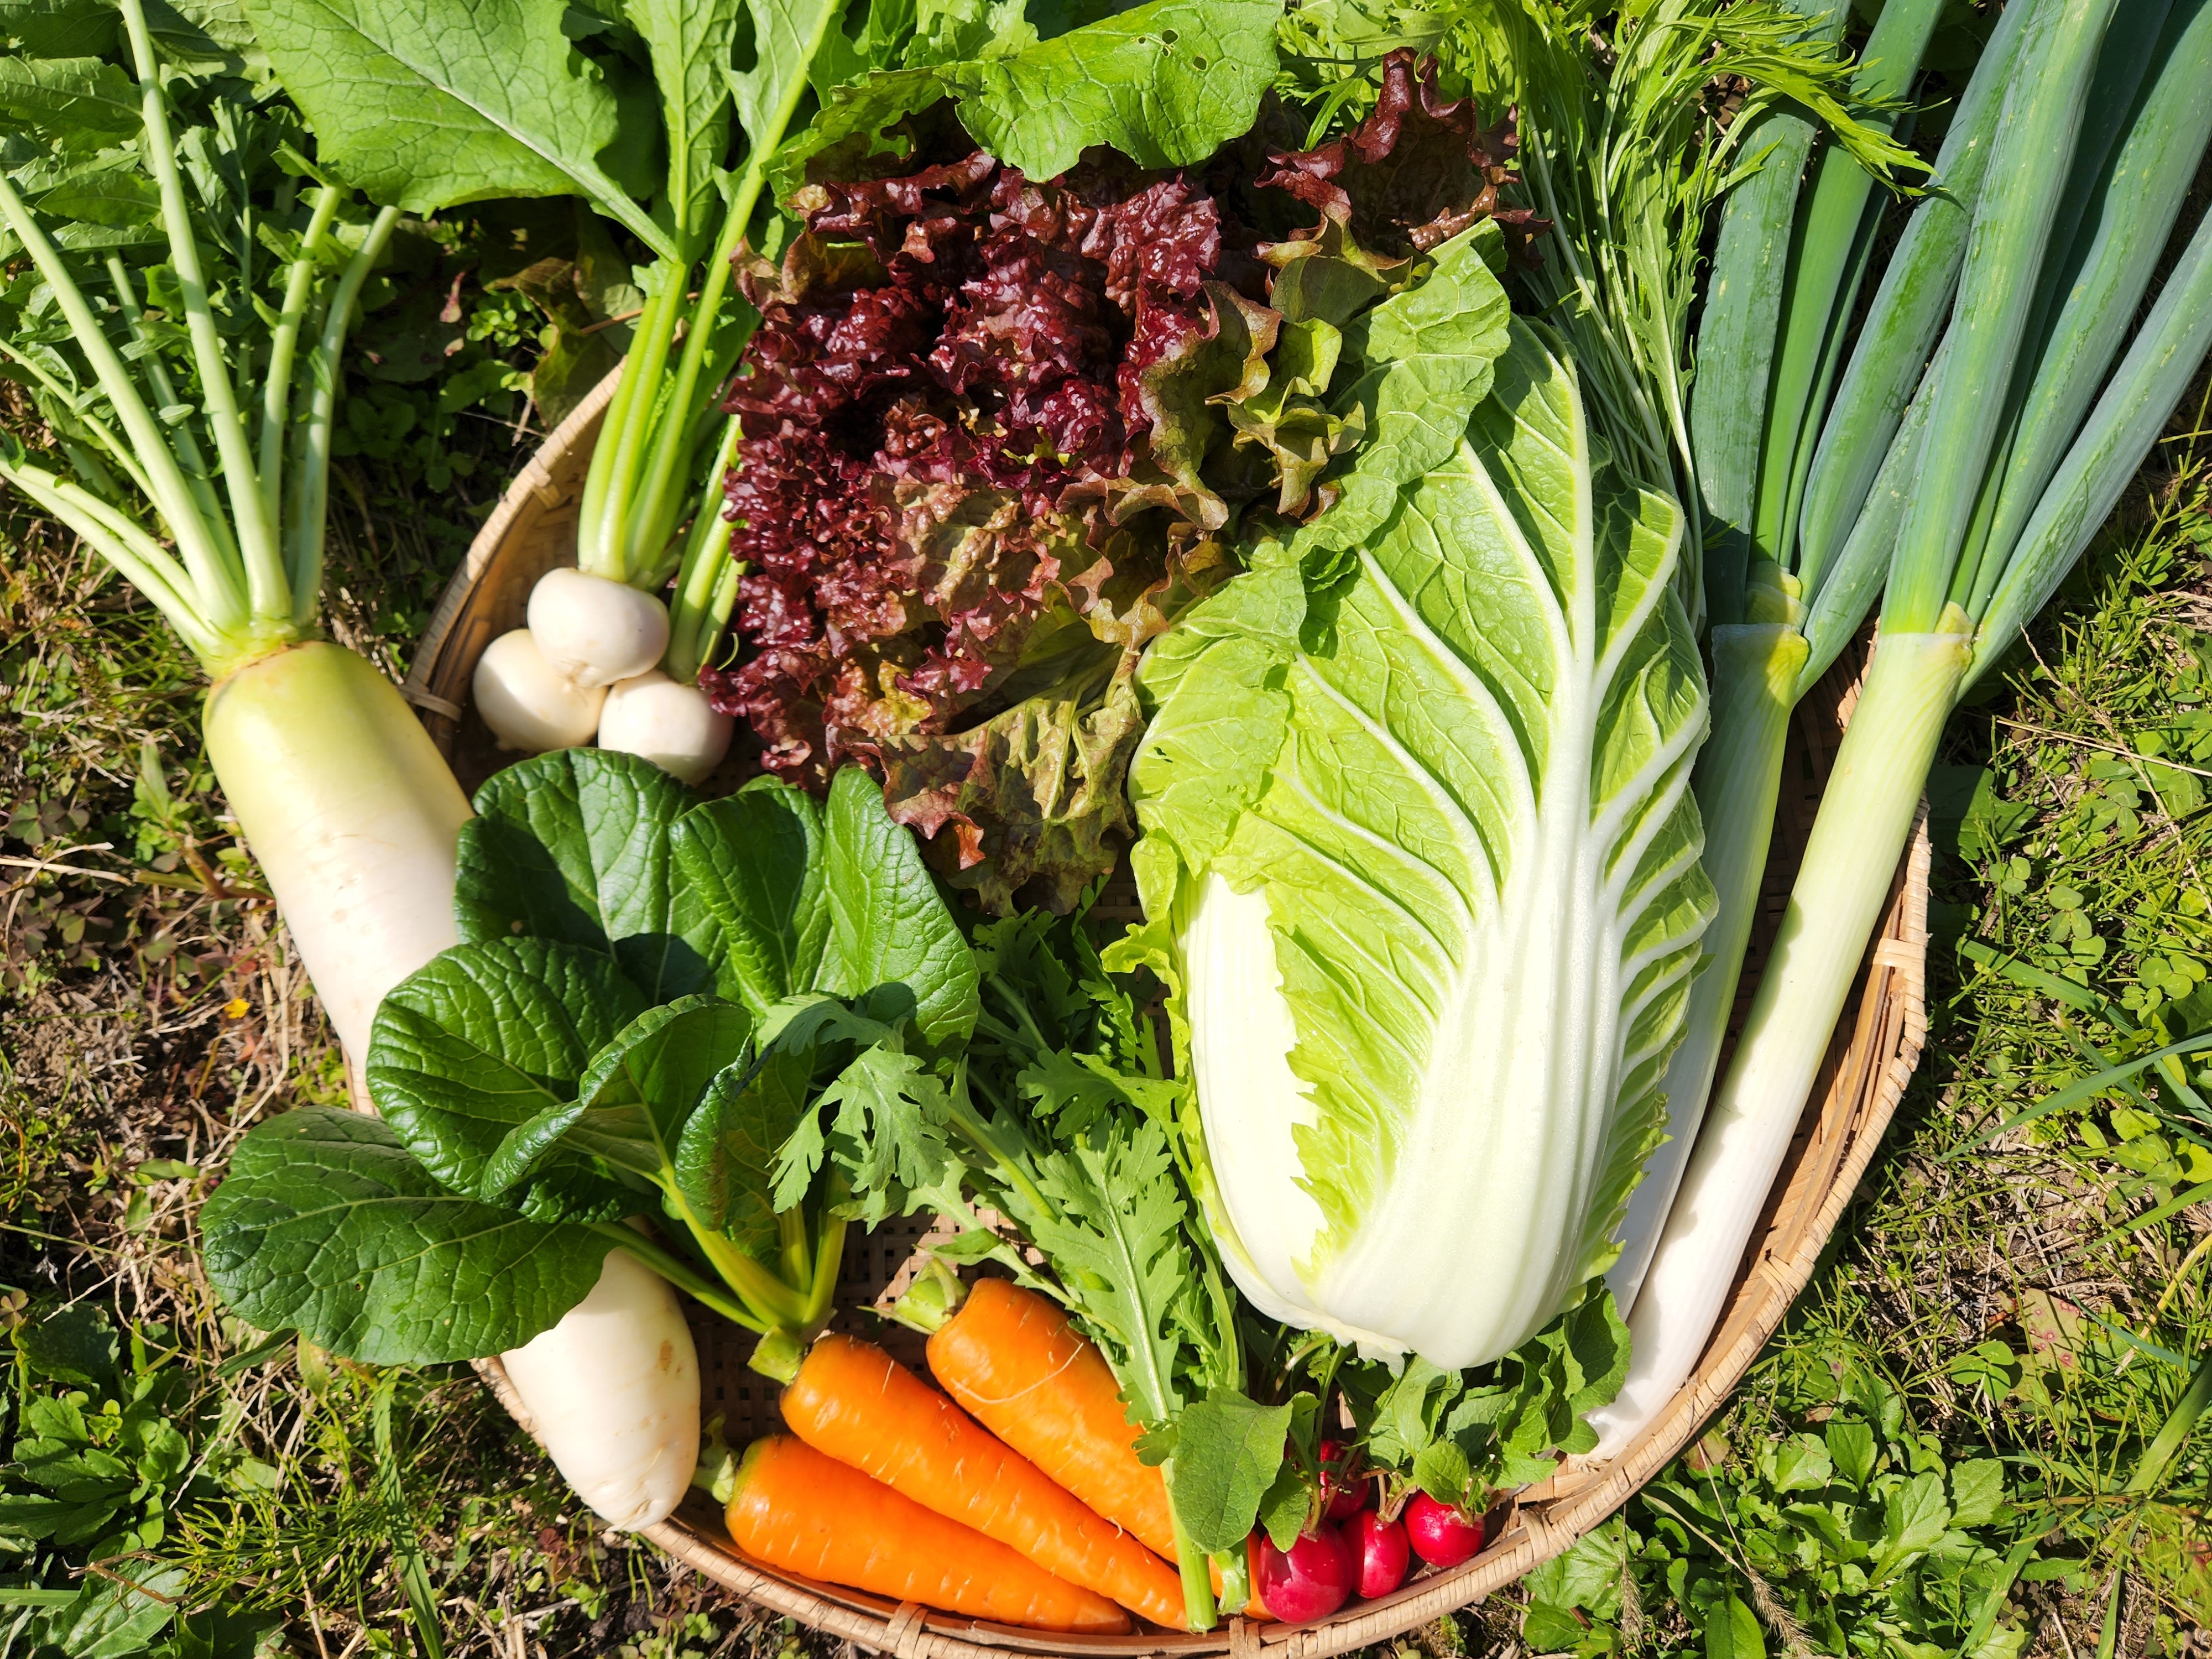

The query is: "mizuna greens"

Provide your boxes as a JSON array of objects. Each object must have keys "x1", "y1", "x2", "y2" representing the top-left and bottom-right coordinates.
[
  {"x1": 0, "y1": 0, "x2": 469, "y2": 1062},
  {"x1": 1600, "y1": 0, "x2": 2212, "y2": 1451}
]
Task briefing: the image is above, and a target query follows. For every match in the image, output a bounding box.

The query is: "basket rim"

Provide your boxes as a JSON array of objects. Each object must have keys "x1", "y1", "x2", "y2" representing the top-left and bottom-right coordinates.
[{"x1": 441, "y1": 378, "x2": 1934, "y2": 1659}]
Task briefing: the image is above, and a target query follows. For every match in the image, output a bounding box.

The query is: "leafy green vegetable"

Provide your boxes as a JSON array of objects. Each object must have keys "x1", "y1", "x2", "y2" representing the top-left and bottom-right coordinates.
[
  {"x1": 365, "y1": 937, "x2": 645, "y2": 1219},
  {"x1": 785, "y1": 0, "x2": 1282, "y2": 181},
  {"x1": 242, "y1": 0, "x2": 667, "y2": 253},
  {"x1": 1123, "y1": 315, "x2": 1714, "y2": 1369},
  {"x1": 206, "y1": 747, "x2": 979, "y2": 1371},
  {"x1": 199, "y1": 1107, "x2": 616, "y2": 1365},
  {"x1": 455, "y1": 748, "x2": 723, "y2": 1004}
]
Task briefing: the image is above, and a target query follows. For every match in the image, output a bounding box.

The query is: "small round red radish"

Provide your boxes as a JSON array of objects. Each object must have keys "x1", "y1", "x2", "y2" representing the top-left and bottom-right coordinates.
[
  {"x1": 1347, "y1": 1510, "x2": 1409, "y2": 1598},
  {"x1": 1252, "y1": 1526, "x2": 1354, "y2": 1623},
  {"x1": 1317, "y1": 1439, "x2": 1365, "y2": 1522},
  {"x1": 1405, "y1": 1494, "x2": 1485, "y2": 1568}
]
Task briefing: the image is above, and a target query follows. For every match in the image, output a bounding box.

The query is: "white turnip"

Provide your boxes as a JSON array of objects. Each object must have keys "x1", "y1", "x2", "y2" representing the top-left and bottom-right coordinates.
[
  {"x1": 526, "y1": 567, "x2": 670, "y2": 689},
  {"x1": 595, "y1": 669, "x2": 734, "y2": 784},
  {"x1": 473, "y1": 627, "x2": 607, "y2": 754}
]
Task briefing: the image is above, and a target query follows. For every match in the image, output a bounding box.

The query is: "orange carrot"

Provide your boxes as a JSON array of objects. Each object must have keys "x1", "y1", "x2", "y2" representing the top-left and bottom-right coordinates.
[
  {"x1": 726, "y1": 1436, "x2": 1130, "y2": 1634},
  {"x1": 781, "y1": 1335, "x2": 1188, "y2": 1629},
  {"x1": 925, "y1": 1279, "x2": 1181, "y2": 1559}
]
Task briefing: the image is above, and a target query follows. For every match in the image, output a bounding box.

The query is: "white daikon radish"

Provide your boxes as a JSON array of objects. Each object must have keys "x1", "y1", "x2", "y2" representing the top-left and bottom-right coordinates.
[
  {"x1": 500, "y1": 1248, "x2": 701, "y2": 1530},
  {"x1": 473, "y1": 627, "x2": 608, "y2": 753},
  {"x1": 527, "y1": 566, "x2": 671, "y2": 688},
  {"x1": 596, "y1": 668, "x2": 734, "y2": 784},
  {"x1": 205, "y1": 644, "x2": 472, "y2": 1060}
]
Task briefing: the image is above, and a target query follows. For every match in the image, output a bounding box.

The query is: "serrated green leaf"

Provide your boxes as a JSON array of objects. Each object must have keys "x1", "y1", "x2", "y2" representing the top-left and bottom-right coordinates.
[
  {"x1": 624, "y1": 0, "x2": 733, "y2": 247},
  {"x1": 0, "y1": 56, "x2": 138, "y2": 146},
  {"x1": 1826, "y1": 1418, "x2": 1877, "y2": 1489},
  {"x1": 456, "y1": 747, "x2": 722, "y2": 1002},
  {"x1": 243, "y1": 0, "x2": 673, "y2": 255},
  {"x1": 366, "y1": 937, "x2": 645, "y2": 1221},
  {"x1": 1168, "y1": 1391, "x2": 1293, "y2": 1555},
  {"x1": 200, "y1": 1107, "x2": 614, "y2": 1364},
  {"x1": 1948, "y1": 1457, "x2": 2005, "y2": 1530}
]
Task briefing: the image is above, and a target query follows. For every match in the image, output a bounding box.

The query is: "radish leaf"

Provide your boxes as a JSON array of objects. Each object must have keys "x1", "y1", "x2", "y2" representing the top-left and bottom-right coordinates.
[{"x1": 242, "y1": 0, "x2": 675, "y2": 256}]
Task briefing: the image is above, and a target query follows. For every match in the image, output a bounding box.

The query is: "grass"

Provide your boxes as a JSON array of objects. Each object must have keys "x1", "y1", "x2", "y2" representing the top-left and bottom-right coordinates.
[{"x1": 4, "y1": 187, "x2": 2211, "y2": 1659}]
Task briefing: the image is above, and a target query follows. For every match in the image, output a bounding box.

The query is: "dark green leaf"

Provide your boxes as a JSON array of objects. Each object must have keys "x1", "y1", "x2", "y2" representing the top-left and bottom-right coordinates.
[
  {"x1": 674, "y1": 1045, "x2": 815, "y2": 1247},
  {"x1": 484, "y1": 995, "x2": 753, "y2": 1193},
  {"x1": 1255, "y1": 1455, "x2": 1311, "y2": 1553},
  {"x1": 1701, "y1": 1594, "x2": 1765, "y2": 1659},
  {"x1": 670, "y1": 778, "x2": 830, "y2": 1020},
  {"x1": 200, "y1": 1107, "x2": 615, "y2": 1364},
  {"x1": 15, "y1": 1302, "x2": 114, "y2": 1386},
  {"x1": 1168, "y1": 1391, "x2": 1294, "y2": 1555},
  {"x1": 0, "y1": 56, "x2": 138, "y2": 145},
  {"x1": 1948, "y1": 1457, "x2": 2005, "y2": 1529},
  {"x1": 0, "y1": 0, "x2": 118, "y2": 57},
  {"x1": 456, "y1": 748, "x2": 721, "y2": 1003},
  {"x1": 818, "y1": 764, "x2": 979, "y2": 1044},
  {"x1": 1411, "y1": 1438, "x2": 1473, "y2": 1507},
  {"x1": 367, "y1": 937, "x2": 645, "y2": 1220},
  {"x1": 1825, "y1": 1418, "x2": 1877, "y2": 1489},
  {"x1": 1521, "y1": 1605, "x2": 1593, "y2": 1651},
  {"x1": 242, "y1": 0, "x2": 673, "y2": 254},
  {"x1": 29, "y1": 1567, "x2": 186, "y2": 1659}
]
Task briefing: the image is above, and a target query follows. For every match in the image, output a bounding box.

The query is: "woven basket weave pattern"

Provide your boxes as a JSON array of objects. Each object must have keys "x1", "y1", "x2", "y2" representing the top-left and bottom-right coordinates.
[{"x1": 415, "y1": 371, "x2": 1932, "y2": 1659}]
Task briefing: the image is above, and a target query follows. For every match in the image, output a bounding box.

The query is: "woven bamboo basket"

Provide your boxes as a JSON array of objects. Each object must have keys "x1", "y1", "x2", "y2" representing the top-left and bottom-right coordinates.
[{"x1": 401, "y1": 369, "x2": 1934, "y2": 1658}]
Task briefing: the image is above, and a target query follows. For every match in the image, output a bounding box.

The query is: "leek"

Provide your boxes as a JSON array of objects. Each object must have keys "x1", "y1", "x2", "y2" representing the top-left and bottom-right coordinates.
[{"x1": 1599, "y1": 0, "x2": 2212, "y2": 1453}]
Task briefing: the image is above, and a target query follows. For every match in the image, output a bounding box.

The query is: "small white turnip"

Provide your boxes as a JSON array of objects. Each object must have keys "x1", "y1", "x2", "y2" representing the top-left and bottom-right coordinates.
[
  {"x1": 501, "y1": 1248, "x2": 699, "y2": 1530},
  {"x1": 474, "y1": 628, "x2": 606, "y2": 753},
  {"x1": 526, "y1": 567, "x2": 670, "y2": 688},
  {"x1": 596, "y1": 669, "x2": 734, "y2": 785}
]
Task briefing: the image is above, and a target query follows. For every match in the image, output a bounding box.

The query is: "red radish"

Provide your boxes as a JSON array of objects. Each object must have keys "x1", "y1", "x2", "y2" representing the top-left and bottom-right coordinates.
[
  {"x1": 1252, "y1": 1526, "x2": 1354, "y2": 1623},
  {"x1": 1347, "y1": 1511, "x2": 1409, "y2": 1598},
  {"x1": 1405, "y1": 1495, "x2": 1485, "y2": 1568},
  {"x1": 1317, "y1": 1439, "x2": 1365, "y2": 1522}
]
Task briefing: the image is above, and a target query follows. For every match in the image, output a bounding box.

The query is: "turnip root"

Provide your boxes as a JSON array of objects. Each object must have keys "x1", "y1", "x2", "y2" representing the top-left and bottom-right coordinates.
[
  {"x1": 474, "y1": 628, "x2": 606, "y2": 753},
  {"x1": 204, "y1": 643, "x2": 473, "y2": 1061},
  {"x1": 501, "y1": 1247, "x2": 700, "y2": 1530},
  {"x1": 595, "y1": 669, "x2": 733, "y2": 784},
  {"x1": 526, "y1": 567, "x2": 669, "y2": 689}
]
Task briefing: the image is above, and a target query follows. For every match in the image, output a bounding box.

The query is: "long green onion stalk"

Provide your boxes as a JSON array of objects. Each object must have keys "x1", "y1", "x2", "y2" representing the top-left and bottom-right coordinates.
[{"x1": 1599, "y1": 0, "x2": 2212, "y2": 1452}]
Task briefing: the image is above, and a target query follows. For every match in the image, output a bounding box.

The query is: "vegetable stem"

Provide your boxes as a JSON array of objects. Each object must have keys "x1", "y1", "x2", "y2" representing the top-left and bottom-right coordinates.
[
  {"x1": 594, "y1": 1222, "x2": 770, "y2": 1334},
  {"x1": 1162, "y1": 1473, "x2": 1218, "y2": 1632},
  {"x1": 1610, "y1": 617, "x2": 1807, "y2": 1314}
]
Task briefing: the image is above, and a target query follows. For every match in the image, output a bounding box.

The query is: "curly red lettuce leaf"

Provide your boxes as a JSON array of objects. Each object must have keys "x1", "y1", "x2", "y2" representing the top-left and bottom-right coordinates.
[{"x1": 707, "y1": 66, "x2": 1538, "y2": 913}]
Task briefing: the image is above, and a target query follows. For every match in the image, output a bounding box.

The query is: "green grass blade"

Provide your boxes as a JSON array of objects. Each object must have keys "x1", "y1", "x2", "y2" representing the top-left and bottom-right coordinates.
[
  {"x1": 1970, "y1": 204, "x2": 2212, "y2": 685},
  {"x1": 1795, "y1": 0, "x2": 2033, "y2": 587},
  {"x1": 1884, "y1": 0, "x2": 2120, "y2": 633},
  {"x1": 2122, "y1": 1344, "x2": 2212, "y2": 1493}
]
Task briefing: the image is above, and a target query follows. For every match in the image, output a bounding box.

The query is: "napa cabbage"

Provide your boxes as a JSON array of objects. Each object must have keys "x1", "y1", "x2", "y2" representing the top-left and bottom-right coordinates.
[{"x1": 1117, "y1": 311, "x2": 1715, "y2": 1368}]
